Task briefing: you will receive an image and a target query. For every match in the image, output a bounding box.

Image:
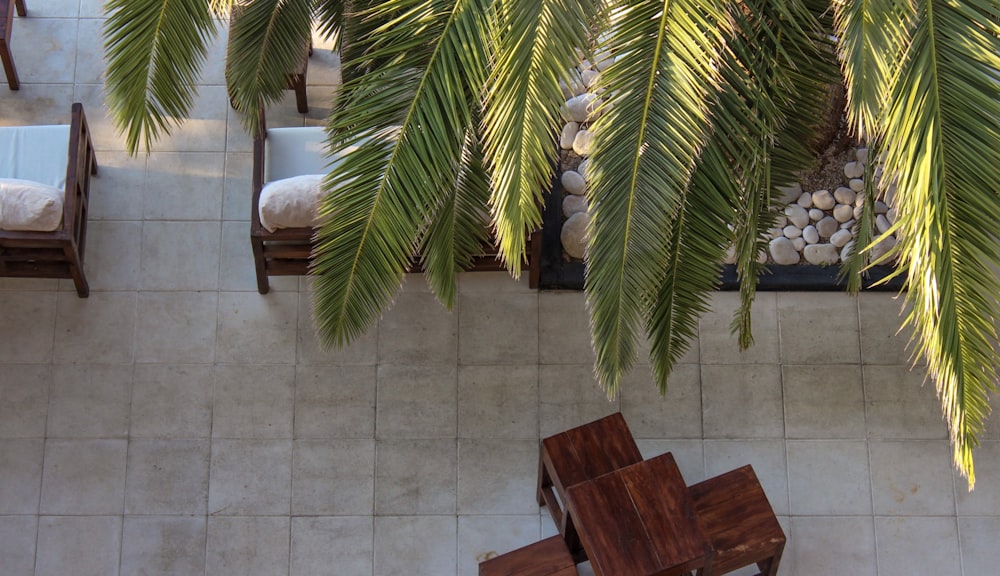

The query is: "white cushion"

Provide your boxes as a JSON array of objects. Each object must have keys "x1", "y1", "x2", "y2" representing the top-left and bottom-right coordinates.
[
  {"x1": 0, "y1": 178, "x2": 64, "y2": 232},
  {"x1": 0, "y1": 125, "x2": 70, "y2": 189},
  {"x1": 258, "y1": 174, "x2": 326, "y2": 232}
]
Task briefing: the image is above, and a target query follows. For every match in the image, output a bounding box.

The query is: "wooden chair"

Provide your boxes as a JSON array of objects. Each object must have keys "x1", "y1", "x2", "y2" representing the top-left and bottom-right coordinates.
[
  {"x1": 688, "y1": 465, "x2": 785, "y2": 576},
  {"x1": 537, "y1": 413, "x2": 642, "y2": 560},
  {"x1": 479, "y1": 536, "x2": 578, "y2": 576},
  {"x1": 251, "y1": 110, "x2": 542, "y2": 293},
  {"x1": 0, "y1": 103, "x2": 98, "y2": 296},
  {"x1": 1, "y1": 0, "x2": 26, "y2": 90}
]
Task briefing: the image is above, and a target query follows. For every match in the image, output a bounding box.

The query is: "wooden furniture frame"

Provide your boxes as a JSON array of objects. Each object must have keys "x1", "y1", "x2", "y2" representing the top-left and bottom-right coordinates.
[
  {"x1": 479, "y1": 536, "x2": 578, "y2": 576},
  {"x1": 251, "y1": 113, "x2": 542, "y2": 294},
  {"x1": 0, "y1": 103, "x2": 97, "y2": 296},
  {"x1": 1, "y1": 0, "x2": 26, "y2": 90}
]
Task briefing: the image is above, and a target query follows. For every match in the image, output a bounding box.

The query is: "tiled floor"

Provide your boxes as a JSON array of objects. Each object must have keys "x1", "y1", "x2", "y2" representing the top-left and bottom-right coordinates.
[{"x1": 2, "y1": 4, "x2": 1000, "y2": 576}]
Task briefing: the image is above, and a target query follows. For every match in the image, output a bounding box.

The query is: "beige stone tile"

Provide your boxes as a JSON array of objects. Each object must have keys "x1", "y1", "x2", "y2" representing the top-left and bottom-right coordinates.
[
  {"x1": 291, "y1": 517, "x2": 373, "y2": 576},
  {"x1": 458, "y1": 515, "x2": 540, "y2": 576},
  {"x1": 144, "y1": 152, "x2": 225, "y2": 220},
  {"x1": 155, "y1": 85, "x2": 229, "y2": 152},
  {"x1": 375, "y1": 438, "x2": 456, "y2": 515},
  {"x1": 699, "y1": 291, "x2": 779, "y2": 364},
  {"x1": 140, "y1": 221, "x2": 222, "y2": 290},
  {"x1": 376, "y1": 364, "x2": 456, "y2": 439},
  {"x1": 374, "y1": 516, "x2": 456, "y2": 576},
  {"x1": 0, "y1": 439, "x2": 43, "y2": 514},
  {"x1": 0, "y1": 276, "x2": 58, "y2": 290},
  {"x1": 80, "y1": 220, "x2": 141, "y2": 290},
  {"x1": 297, "y1": 291, "x2": 378, "y2": 364},
  {"x1": 778, "y1": 292, "x2": 860, "y2": 364},
  {"x1": 864, "y1": 365, "x2": 947, "y2": 439},
  {"x1": 207, "y1": 516, "x2": 291, "y2": 576},
  {"x1": 120, "y1": 516, "x2": 206, "y2": 576},
  {"x1": 131, "y1": 364, "x2": 213, "y2": 438},
  {"x1": 956, "y1": 441, "x2": 1000, "y2": 515},
  {"x1": 125, "y1": 438, "x2": 210, "y2": 514},
  {"x1": 292, "y1": 439, "x2": 374, "y2": 515},
  {"x1": 635, "y1": 439, "x2": 705, "y2": 484},
  {"x1": 0, "y1": 292, "x2": 56, "y2": 362},
  {"x1": 783, "y1": 364, "x2": 865, "y2": 439},
  {"x1": 458, "y1": 365, "x2": 538, "y2": 439},
  {"x1": 459, "y1": 292, "x2": 538, "y2": 364},
  {"x1": 201, "y1": 27, "x2": 228, "y2": 86},
  {"x1": 209, "y1": 439, "x2": 291, "y2": 515},
  {"x1": 78, "y1": 0, "x2": 105, "y2": 19},
  {"x1": 859, "y1": 292, "x2": 916, "y2": 365},
  {"x1": 378, "y1": 291, "x2": 458, "y2": 364},
  {"x1": 870, "y1": 440, "x2": 956, "y2": 516},
  {"x1": 225, "y1": 106, "x2": 254, "y2": 154},
  {"x1": 458, "y1": 439, "x2": 537, "y2": 515},
  {"x1": 538, "y1": 364, "x2": 619, "y2": 438},
  {"x1": 39, "y1": 438, "x2": 126, "y2": 514},
  {"x1": 213, "y1": 364, "x2": 294, "y2": 438},
  {"x1": 24, "y1": 0, "x2": 80, "y2": 16},
  {"x1": 702, "y1": 364, "x2": 784, "y2": 438},
  {"x1": 959, "y1": 517, "x2": 1000, "y2": 576},
  {"x1": 0, "y1": 84, "x2": 75, "y2": 126},
  {"x1": 786, "y1": 440, "x2": 872, "y2": 515},
  {"x1": 0, "y1": 515, "x2": 37, "y2": 576},
  {"x1": 134, "y1": 291, "x2": 218, "y2": 363},
  {"x1": 0, "y1": 364, "x2": 50, "y2": 438},
  {"x1": 216, "y1": 291, "x2": 298, "y2": 363},
  {"x1": 47, "y1": 364, "x2": 130, "y2": 437},
  {"x1": 305, "y1": 47, "x2": 342, "y2": 87},
  {"x1": 73, "y1": 83, "x2": 126, "y2": 152},
  {"x1": 53, "y1": 291, "x2": 135, "y2": 363},
  {"x1": 86, "y1": 151, "x2": 146, "y2": 220},
  {"x1": 303, "y1": 84, "x2": 335, "y2": 121},
  {"x1": 35, "y1": 516, "x2": 121, "y2": 576},
  {"x1": 788, "y1": 517, "x2": 876, "y2": 576},
  {"x1": 705, "y1": 439, "x2": 788, "y2": 515},
  {"x1": 219, "y1": 220, "x2": 298, "y2": 291},
  {"x1": 875, "y1": 517, "x2": 960, "y2": 576},
  {"x1": 222, "y1": 152, "x2": 252, "y2": 221},
  {"x1": 9, "y1": 18, "x2": 78, "y2": 83},
  {"x1": 538, "y1": 291, "x2": 594, "y2": 364},
  {"x1": 74, "y1": 16, "x2": 105, "y2": 84},
  {"x1": 294, "y1": 365, "x2": 376, "y2": 438},
  {"x1": 457, "y1": 270, "x2": 532, "y2": 293},
  {"x1": 622, "y1": 363, "x2": 702, "y2": 439}
]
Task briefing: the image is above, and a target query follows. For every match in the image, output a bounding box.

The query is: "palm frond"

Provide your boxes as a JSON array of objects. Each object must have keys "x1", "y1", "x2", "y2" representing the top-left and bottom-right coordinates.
[
  {"x1": 586, "y1": 0, "x2": 728, "y2": 395},
  {"x1": 104, "y1": 0, "x2": 218, "y2": 155},
  {"x1": 880, "y1": 0, "x2": 1000, "y2": 488},
  {"x1": 313, "y1": 0, "x2": 348, "y2": 44}
]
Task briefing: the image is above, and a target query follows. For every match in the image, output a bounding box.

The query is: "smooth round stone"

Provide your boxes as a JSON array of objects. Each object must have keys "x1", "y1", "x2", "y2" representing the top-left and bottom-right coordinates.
[
  {"x1": 796, "y1": 192, "x2": 813, "y2": 208},
  {"x1": 874, "y1": 200, "x2": 889, "y2": 214},
  {"x1": 855, "y1": 192, "x2": 866, "y2": 207},
  {"x1": 833, "y1": 204, "x2": 854, "y2": 223},
  {"x1": 856, "y1": 147, "x2": 869, "y2": 164},
  {"x1": 561, "y1": 170, "x2": 586, "y2": 195},
  {"x1": 769, "y1": 227, "x2": 784, "y2": 240},
  {"x1": 561, "y1": 212, "x2": 590, "y2": 259},
  {"x1": 774, "y1": 214, "x2": 787, "y2": 227},
  {"x1": 841, "y1": 240, "x2": 855, "y2": 262},
  {"x1": 887, "y1": 208, "x2": 897, "y2": 224},
  {"x1": 849, "y1": 178, "x2": 865, "y2": 192},
  {"x1": 804, "y1": 243, "x2": 839, "y2": 265},
  {"x1": 885, "y1": 183, "x2": 897, "y2": 205},
  {"x1": 577, "y1": 159, "x2": 589, "y2": 180},
  {"x1": 834, "y1": 187, "x2": 856, "y2": 205},
  {"x1": 830, "y1": 229, "x2": 853, "y2": 247},
  {"x1": 581, "y1": 69, "x2": 600, "y2": 88},
  {"x1": 784, "y1": 204, "x2": 809, "y2": 228},
  {"x1": 802, "y1": 225, "x2": 819, "y2": 244},
  {"x1": 844, "y1": 161, "x2": 864, "y2": 179},
  {"x1": 758, "y1": 250, "x2": 768, "y2": 264},
  {"x1": 769, "y1": 237, "x2": 800, "y2": 265},
  {"x1": 816, "y1": 216, "x2": 838, "y2": 238},
  {"x1": 560, "y1": 122, "x2": 580, "y2": 150},
  {"x1": 573, "y1": 129, "x2": 594, "y2": 156},
  {"x1": 871, "y1": 234, "x2": 897, "y2": 262},
  {"x1": 809, "y1": 208, "x2": 824, "y2": 222},
  {"x1": 783, "y1": 225, "x2": 802, "y2": 239},
  {"x1": 792, "y1": 237, "x2": 806, "y2": 251},
  {"x1": 563, "y1": 194, "x2": 589, "y2": 217},
  {"x1": 840, "y1": 219, "x2": 855, "y2": 229},
  {"x1": 876, "y1": 214, "x2": 891, "y2": 234},
  {"x1": 853, "y1": 205, "x2": 864, "y2": 220},
  {"x1": 812, "y1": 189, "x2": 836, "y2": 210},
  {"x1": 777, "y1": 182, "x2": 803, "y2": 204},
  {"x1": 723, "y1": 245, "x2": 737, "y2": 264},
  {"x1": 566, "y1": 93, "x2": 598, "y2": 122}
]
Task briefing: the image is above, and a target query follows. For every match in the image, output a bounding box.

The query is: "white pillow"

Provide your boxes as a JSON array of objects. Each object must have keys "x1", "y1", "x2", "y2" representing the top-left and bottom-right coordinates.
[
  {"x1": 258, "y1": 174, "x2": 326, "y2": 232},
  {"x1": 0, "y1": 178, "x2": 64, "y2": 232}
]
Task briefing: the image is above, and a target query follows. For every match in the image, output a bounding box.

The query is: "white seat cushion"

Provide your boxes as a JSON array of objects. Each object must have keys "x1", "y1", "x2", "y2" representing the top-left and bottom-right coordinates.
[
  {"x1": 258, "y1": 174, "x2": 326, "y2": 232},
  {"x1": 0, "y1": 178, "x2": 65, "y2": 232},
  {"x1": 0, "y1": 125, "x2": 70, "y2": 190}
]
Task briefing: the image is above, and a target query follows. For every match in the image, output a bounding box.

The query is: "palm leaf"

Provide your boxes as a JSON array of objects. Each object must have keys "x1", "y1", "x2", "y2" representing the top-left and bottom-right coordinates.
[{"x1": 104, "y1": 0, "x2": 218, "y2": 155}]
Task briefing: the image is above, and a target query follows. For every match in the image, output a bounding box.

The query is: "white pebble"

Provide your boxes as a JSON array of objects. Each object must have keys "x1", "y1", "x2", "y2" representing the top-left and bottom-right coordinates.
[
  {"x1": 573, "y1": 130, "x2": 594, "y2": 156},
  {"x1": 563, "y1": 194, "x2": 588, "y2": 217},
  {"x1": 855, "y1": 193, "x2": 866, "y2": 207},
  {"x1": 777, "y1": 183, "x2": 803, "y2": 205},
  {"x1": 561, "y1": 170, "x2": 586, "y2": 195},
  {"x1": 871, "y1": 234, "x2": 897, "y2": 262},
  {"x1": 874, "y1": 200, "x2": 889, "y2": 214},
  {"x1": 560, "y1": 122, "x2": 579, "y2": 150},
  {"x1": 774, "y1": 214, "x2": 787, "y2": 227},
  {"x1": 581, "y1": 70, "x2": 600, "y2": 88},
  {"x1": 841, "y1": 240, "x2": 855, "y2": 262},
  {"x1": 834, "y1": 187, "x2": 856, "y2": 205},
  {"x1": 833, "y1": 204, "x2": 854, "y2": 223},
  {"x1": 853, "y1": 205, "x2": 864, "y2": 220},
  {"x1": 796, "y1": 192, "x2": 813, "y2": 208},
  {"x1": 804, "y1": 243, "x2": 839, "y2": 265},
  {"x1": 566, "y1": 93, "x2": 599, "y2": 122},
  {"x1": 769, "y1": 237, "x2": 800, "y2": 265},
  {"x1": 809, "y1": 208, "x2": 824, "y2": 222},
  {"x1": 876, "y1": 214, "x2": 891, "y2": 234},
  {"x1": 856, "y1": 147, "x2": 869, "y2": 164},
  {"x1": 792, "y1": 237, "x2": 806, "y2": 251},
  {"x1": 840, "y1": 219, "x2": 855, "y2": 229},
  {"x1": 802, "y1": 225, "x2": 819, "y2": 244},
  {"x1": 849, "y1": 179, "x2": 864, "y2": 192},
  {"x1": 561, "y1": 212, "x2": 589, "y2": 259},
  {"x1": 812, "y1": 189, "x2": 836, "y2": 210},
  {"x1": 577, "y1": 159, "x2": 589, "y2": 180},
  {"x1": 784, "y1": 205, "x2": 809, "y2": 228},
  {"x1": 816, "y1": 216, "x2": 838, "y2": 237},
  {"x1": 844, "y1": 161, "x2": 865, "y2": 179},
  {"x1": 887, "y1": 208, "x2": 897, "y2": 224},
  {"x1": 783, "y1": 225, "x2": 802, "y2": 239},
  {"x1": 830, "y1": 229, "x2": 852, "y2": 247},
  {"x1": 769, "y1": 227, "x2": 784, "y2": 240}
]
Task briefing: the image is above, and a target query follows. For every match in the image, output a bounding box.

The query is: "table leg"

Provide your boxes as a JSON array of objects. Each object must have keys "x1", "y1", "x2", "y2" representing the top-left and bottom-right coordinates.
[{"x1": 14, "y1": 0, "x2": 24, "y2": 17}]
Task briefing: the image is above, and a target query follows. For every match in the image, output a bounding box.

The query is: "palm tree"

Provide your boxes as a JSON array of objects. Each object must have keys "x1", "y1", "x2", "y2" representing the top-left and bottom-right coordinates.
[{"x1": 103, "y1": 0, "x2": 999, "y2": 487}]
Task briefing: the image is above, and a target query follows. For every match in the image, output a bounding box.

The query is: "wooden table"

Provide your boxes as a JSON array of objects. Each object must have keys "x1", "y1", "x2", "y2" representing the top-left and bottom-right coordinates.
[{"x1": 565, "y1": 452, "x2": 713, "y2": 576}]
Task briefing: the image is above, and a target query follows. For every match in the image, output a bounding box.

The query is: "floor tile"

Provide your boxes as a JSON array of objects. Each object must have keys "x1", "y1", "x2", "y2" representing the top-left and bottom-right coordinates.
[
  {"x1": 39, "y1": 438, "x2": 127, "y2": 515},
  {"x1": 213, "y1": 364, "x2": 294, "y2": 438},
  {"x1": 47, "y1": 364, "x2": 131, "y2": 438},
  {"x1": 858, "y1": 293, "x2": 915, "y2": 365},
  {"x1": 459, "y1": 292, "x2": 538, "y2": 364},
  {"x1": 120, "y1": 516, "x2": 206, "y2": 576},
  {"x1": 788, "y1": 516, "x2": 876, "y2": 576},
  {"x1": 19, "y1": 0, "x2": 78, "y2": 17},
  {"x1": 219, "y1": 220, "x2": 285, "y2": 292},
  {"x1": 215, "y1": 291, "x2": 298, "y2": 363},
  {"x1": 209, "y1": 439, "x2": 292, "y2": 515},
  {"x1": 53, "y1": 291, "x2": 136, "y2": 363},
  {"x1": 86, "y1": 151, "x2": 146, "y2": 220},
  {"x1": 705, "y1": 439, "x2": 788, "y2": 515},
  {"x1": 131, "y1": 364, "x2": 213, "y2": 438},
  {"x1": 9, "y1": 19, "x2": 79, "y2": 84},
  {"x1": 297, "y1": 291, "x2": 378, "y2": 364},
  {"x1": 374, "y1": 516, "x2": 456, "y2": 576},
  {"x1": 134, "y1": 291, "x2": 219, "y2": 363},
  {"x1": 635, "y1": 439, "x2": 705, "y2": 484},
  {"x1": 154, "y1": 85, "x2": 229, "y2": 152},
  {"x1": 35, "y1": 516, "x2": 121, "y2": 576},
  {"x1": 74, "y1": 17, "x2": 105, "y2": 84},
  {"x1": 82, "y1": 221, "x2": 142, "y2": 290},
  {"x1": 379, "y1": 291, "x2": 458, "y2": 364},
  {"x1": 125, "y1": 438, "x2": 210, "y2": 514},
  {"x1": 376, "y1": 364, "x2": 457, "y2": 439},
  {"x1": 538, "y1": 291, "x2": 595, "y2": 364},
  {"x1": 0, "y1": 439, "x2": 44, "y2": 514},
  {"x1": 0, "y1": 292, "x2": 57, "y2": 362},
  {"x1": 0, "y1": 364, "x2": 50, "y2": 438},
  {"x1": 787, "y1": 440, "x2": 872, "y2": 515},
  {"x1": 140, "y1": 221, "x2": 222, "y2": 290},
  {"x1": 458, "y1": 439, "x2": 537, "y2": 515},
  {"x1": 782, "y1": 364, "x2": 865, "y2": 439},
  {"x1": 458, "y1": 365, "x2": 538, "y2": 439},
  {"x1": 293, "y1": 439, "x2": 375, "y2": 515},
  {"x1": 144, "y1": 152, "x2": 225, "y2": 220},
  {"x1": 875, "y1": 516, "x2": 960, "y2": 576},
  {"x1": 291, "y1": 517, "x2": 374, "y2": 576},
  {"x1": 538, "y1": 364, "x2": 619, "y2": 438},
  {"x1": 699, "y1": 292, "x2": 779, "y2": 364},
  {"x1": 959, "y1": 517, "x2": 1000, "y2": 576},
  {"x1": 702, "y1": 364, "x2": 783, "y2": 438},
  {"x1": 222, "y1": 152, "x2": 252, "y2": 221},
  {"x1": 864, "y1": 365, "x2": 947, "y2": 439},
  {"x1": 458, "y1": 515, "x2": 540, "y2": 576},
  {"x1": 294, "y1": 365, "x2": 376, "y2": 438},
  {"x1": 207, "y1": 516, "x2": 291, "y2": 576},
  {"x1": 376, "y1": 438, "x2": 456, "y2": 515},
  {"x1": 622, "y1": 363, "x2": 702, "y2": 439},
  {"x1": 869, "y1": 440, "x2": 956, "y2": 516},
  {"x1": 778, "y1": 293, "x2": 860, "y2": 364},
  {"x1": 956, "y1": 441, "x2": 1000, "y2": 515},
  {"x1": 0, "y1": 515, "x2": 37, "y2": 576}
]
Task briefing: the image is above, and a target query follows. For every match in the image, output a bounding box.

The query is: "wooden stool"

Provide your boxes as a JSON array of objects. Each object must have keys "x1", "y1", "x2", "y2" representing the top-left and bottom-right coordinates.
[
  {"x1": 688, "y1": 465, "x2": 785, "y2": 576},
  {"x1": 537, "y1": 412, "x2": 642, "y2": 558},
  {"x1": 1, "y1": 0, "x2": 27, "y2": 90},
  {"x1": 479, "y1": 536, "x2": 578, "y2": 576}
]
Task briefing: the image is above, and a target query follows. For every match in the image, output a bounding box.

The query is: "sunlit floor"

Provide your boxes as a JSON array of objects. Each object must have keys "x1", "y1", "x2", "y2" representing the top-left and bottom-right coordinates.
[{"x1": 2, "y1": 3, "x2": 999, "y2": 575}]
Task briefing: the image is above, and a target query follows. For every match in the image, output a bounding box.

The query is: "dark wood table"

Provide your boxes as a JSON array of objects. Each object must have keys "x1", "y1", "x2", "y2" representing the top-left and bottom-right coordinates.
[{"x1": 565, "y1": 452, "x2": 714, "y2": 576}]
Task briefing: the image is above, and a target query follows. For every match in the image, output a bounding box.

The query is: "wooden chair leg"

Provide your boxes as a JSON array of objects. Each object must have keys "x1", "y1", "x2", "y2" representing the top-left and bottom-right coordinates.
[
  {"x1": 0, "y1": 39, "x2": 19, "y2": 91},
  {"x1": 14, "y1": 0, "x2": 24, "y2": 17},
  {"x1": 251, "y1": 235, "x2": 270, "y2": 294},
  {"x1": 291, "y1": 73, "x2": 308, "y2": 114}
]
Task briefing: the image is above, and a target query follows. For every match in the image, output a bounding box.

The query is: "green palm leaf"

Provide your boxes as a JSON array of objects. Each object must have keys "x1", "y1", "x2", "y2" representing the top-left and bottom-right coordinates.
[{"x1": 104, "y1": 0, "x2": 218, "y2": 155}]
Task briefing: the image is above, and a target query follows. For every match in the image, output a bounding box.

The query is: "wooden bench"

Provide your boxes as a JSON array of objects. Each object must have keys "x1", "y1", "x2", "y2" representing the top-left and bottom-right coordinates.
[
  {"x1": 0, "y1": 0, "x2": 26, "y2": 89},
  {"x1": 479, "y1": 536, "x2": 578, "y2": 576},
  {"x1": 0, "y1": 103, "x2": 97, "y2": 296}
]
